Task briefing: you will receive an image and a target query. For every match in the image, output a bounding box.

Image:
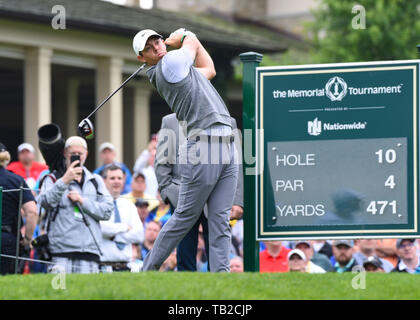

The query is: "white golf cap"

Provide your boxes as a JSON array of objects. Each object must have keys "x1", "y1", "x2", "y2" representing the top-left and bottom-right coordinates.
[
  {"x1": 132, "y1": 29, "x2": 162, "y2": 56},
  {"x1": 65, "y1": 136, "x2": 87, "y2": 149},
  {"x1": 287, "y1": 249, "x2": 306, "y2": 261},
  {"x1": 18, "y1": 143, "x2": 35, "y2": 153},
  {"x1": 99, "y1": 142, "x2": 115, "y2": 152}
]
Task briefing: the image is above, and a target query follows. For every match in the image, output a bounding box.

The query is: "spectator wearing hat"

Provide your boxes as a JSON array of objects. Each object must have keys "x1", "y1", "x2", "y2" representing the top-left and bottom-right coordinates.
[
  {"x1": 259, "y1": 241, "x2": 291, "y2": 273},
  {"x1": 392, "y1": 239, "x2": 420, "y2": 273},
  {"x1": 332, "y1": 240, "x2": 359, "y2": 273},
  {"x1": 288, "y1": 249, "x2": 326, "y2": 273},
  {"x1": 353, "y1": 239, "x2": 394, "y2": 272},
  {"x1": 135, "y1": 198, "x2": 150, "y2": 226},
  {"x1": 94, "y1": 142, "x2": 132, "y2": 195},
  {"x1": 7, "y1": 142, "x2": 48, "y2": 192},
  {"x1": 294, "y1": 241, "x2": 334, "y2": 272},
  {"x1": 123, "y1": 172, "x2": 159, "y2": 212},
  {"x1": 363, "y1": 256, "x2": 385, "y2": 272}
]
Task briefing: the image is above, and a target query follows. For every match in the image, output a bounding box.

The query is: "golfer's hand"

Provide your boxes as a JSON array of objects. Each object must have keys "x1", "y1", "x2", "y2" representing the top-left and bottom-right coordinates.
[
  {"x1": 165, "y1": 28, "x2": 196, "y2": 48},
  {"x1": 230, "y1": 205, "x2": 244, "y2": 220},
  {"x1": 164, "y1": 31, "x2": 184, "y2": 49},
  {"x1": 68, "y1": 190, "x2": 84, "y2": 205},
  {"x1": 62, "y1": 160, "x2": 83, "y2": 184}
]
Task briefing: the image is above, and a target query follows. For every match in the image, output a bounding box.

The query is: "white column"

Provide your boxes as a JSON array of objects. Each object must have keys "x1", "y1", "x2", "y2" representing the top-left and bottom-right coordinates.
[
  {"x1": 24, "y1": 46, "x2": 52, "y2": 161},
  {"x1": 66, "y1": 78, "x2": 79, "y2": 137},
  {"x1": 133, "y1": 83, "x2": 152, "y2": 159},
  {"x1": 95, "y1": 57, "x2": 123, "y2": 166}
]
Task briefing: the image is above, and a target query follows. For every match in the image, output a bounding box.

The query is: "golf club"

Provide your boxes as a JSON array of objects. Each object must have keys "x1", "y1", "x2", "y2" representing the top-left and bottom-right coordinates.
[{"x1": 78, "y1": 63, "x2": 147, "y2": 139}]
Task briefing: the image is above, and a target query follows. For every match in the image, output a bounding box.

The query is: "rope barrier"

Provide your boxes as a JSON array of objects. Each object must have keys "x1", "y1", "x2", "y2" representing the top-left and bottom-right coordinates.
[
  {"x1": 0, "y1": 254, "x2": 56, "y2": 266},
  {"x1": 1, "y1": 187, "x2": 160, "y2": 202},
  {"x1": 0, "y1": 186, "x2": 154, "y2": 274}
]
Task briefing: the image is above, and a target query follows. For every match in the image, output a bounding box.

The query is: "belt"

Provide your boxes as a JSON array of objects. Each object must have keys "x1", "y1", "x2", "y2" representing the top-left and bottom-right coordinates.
[{"x1": 189, "y1": 134, "x2": 235, "y2": 143}]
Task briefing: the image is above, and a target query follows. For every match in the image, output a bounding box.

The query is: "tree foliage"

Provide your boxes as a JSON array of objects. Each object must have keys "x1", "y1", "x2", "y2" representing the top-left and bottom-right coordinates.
[{"x1": 308, "y1": 0, "x2": 420, "y2": 62}]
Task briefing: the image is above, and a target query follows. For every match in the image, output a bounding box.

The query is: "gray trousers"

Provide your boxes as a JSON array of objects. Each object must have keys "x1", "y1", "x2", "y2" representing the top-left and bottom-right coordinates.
[{"x1": 143, "y1": 135, "x2": 238, "y2": 272}]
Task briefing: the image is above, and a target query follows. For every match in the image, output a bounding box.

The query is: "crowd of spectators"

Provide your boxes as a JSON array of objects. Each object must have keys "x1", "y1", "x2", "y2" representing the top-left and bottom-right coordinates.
[
  {"x1": 1, "y1": 138, "x2": 420, "y2": 275},
  {"x1": 259, "y1": 238, "x2": 420, "y2": 274}
]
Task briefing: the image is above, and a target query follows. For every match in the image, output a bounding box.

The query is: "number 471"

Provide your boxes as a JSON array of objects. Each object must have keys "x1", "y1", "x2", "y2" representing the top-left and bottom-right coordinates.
[{"x1": 367, "y1": 200, "x2": 397, "y2": 215}]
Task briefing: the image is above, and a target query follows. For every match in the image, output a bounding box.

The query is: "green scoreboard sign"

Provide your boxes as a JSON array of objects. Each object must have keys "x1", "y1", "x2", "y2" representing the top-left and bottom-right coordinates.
[{"x1": 256, "y1": 60, "x2": 420, "y2": 240}]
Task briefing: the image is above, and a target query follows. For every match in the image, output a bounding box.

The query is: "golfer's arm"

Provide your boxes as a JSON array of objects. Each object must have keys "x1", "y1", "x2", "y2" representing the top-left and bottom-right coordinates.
[{"x1": 182, "y1": 36, "x2": 216, "y2": 80}]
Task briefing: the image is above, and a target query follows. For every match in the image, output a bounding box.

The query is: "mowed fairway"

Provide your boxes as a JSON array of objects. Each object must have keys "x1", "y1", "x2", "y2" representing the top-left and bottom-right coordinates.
[{"x1": 0, "y1": 272, "x2": 419, "y2": 300}]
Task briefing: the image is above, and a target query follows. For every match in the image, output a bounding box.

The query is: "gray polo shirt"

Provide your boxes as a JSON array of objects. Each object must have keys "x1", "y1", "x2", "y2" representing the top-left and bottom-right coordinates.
[{"x1": 147, "y1": 48, "x2": 232, "y2": 137}]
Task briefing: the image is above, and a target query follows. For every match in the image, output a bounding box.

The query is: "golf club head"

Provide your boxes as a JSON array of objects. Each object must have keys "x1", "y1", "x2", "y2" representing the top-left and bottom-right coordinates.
[{"x1": 78, "y1": 118, "x2": 94, "y2": 140}]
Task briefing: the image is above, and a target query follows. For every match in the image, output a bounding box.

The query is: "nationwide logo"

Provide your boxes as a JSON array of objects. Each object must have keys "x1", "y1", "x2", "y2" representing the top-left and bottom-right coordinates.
[
  {"x1": 325, "y1": 76, "x2": 347, "y2": 101},
  {"x1": 308, "y1": 118, "x2": 322, "y2": 136},
  {"x1": 308, "y1": 118, "x2": 367, "y2": 136}
]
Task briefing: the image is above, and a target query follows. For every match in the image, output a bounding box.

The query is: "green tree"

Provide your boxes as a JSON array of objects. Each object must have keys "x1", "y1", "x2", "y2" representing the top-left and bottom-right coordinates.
[{"x1": 309, "y1": 0, "x2": 420, "y2": 63}]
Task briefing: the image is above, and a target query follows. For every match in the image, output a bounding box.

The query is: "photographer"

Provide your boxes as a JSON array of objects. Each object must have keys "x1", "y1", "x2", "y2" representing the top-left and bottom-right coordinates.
[
  {"x1": 0, "y1": 142, "x2": 37, "y2": 275},
  {"x1": 38, "y1": 136, "x2": 113, "y2": 274}
]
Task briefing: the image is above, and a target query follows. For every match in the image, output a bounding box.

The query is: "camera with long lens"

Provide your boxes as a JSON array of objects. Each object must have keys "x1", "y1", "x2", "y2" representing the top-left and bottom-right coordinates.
[
  {"x1": 31, "y1": 234, "x2": 51, "y2": 261},
  {"x1": 37, "y1": 123, "x2": 66, "y2": 179},
  {"x1": 34, "y1": 123, "x2": 66, "y2": 261}
]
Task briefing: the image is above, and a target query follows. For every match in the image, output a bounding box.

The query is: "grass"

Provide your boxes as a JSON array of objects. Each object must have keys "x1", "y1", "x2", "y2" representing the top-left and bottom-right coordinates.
[{"x1": 1, "y1": 272, "x2": 419, "y2": 300}]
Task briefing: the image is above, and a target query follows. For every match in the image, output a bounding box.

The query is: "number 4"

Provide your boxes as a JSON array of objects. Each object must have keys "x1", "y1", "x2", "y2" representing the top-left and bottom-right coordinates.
[
  {"x1": 366, "y1": 201, "x2": 377, "y2": 215},
  {"x1": 385, "y1": 175, "x2": 396, "y2": 189}
]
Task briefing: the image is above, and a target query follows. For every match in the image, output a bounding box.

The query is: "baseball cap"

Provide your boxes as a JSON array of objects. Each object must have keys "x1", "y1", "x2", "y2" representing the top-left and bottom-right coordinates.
[
  {"x1": 396, "y1": 238, "x2": 416, "y2": 248},
  {"x1": 18, "y1": 143, "x2": 35, "y2": 153},
  {"x1": 288, "y1": 249, "x2": 306, "y2": 261},
  {"x1": 99, "y1": 142, "x2": 115, "y2": 153},
  {"x1": 65, "y1": 136, "x2": 87, "y2": 149},
  {"x1": 333, "y1": 239, "x2": 354, "y2": 248},
  {"x1": 135, "y1": 198, "x2": 149, "y2": 208},
  {"x1": 133, "y1": 172, "x2": 146, "y2": 180},
  {"x1": 133, "y1": 29, "x2": 163, "y2": 56},
  {"x1": 363, "y1": 256, "x2": 383, "y2": 269},
  {"x1": 0, "y1": 142, "x2": 7, "y2": 152},
  {"x1": 295, "y1": 240, "x2": 312, "y2": 248}
]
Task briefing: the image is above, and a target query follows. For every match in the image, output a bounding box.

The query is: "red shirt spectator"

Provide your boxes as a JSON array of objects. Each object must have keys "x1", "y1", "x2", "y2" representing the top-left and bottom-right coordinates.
[
  {"x1": 7, "y1": 143, "x2": 48, "y2": 190},
  {"x1": 259, "y1": 241, "x2": 291, "y2": 272}
]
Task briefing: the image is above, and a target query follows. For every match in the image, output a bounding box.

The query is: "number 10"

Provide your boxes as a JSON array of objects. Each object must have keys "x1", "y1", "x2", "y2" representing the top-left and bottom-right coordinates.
[{"x1": 375, "y1": 149, "x2": 396, "y2": 163}]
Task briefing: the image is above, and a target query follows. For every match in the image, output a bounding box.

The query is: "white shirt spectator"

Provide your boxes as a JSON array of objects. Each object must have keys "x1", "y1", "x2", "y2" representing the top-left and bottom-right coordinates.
[
  {"x1": 133, "y1": 149, "x2": 159, "y2": 197},
  {"x1": 396, "y1": 257, "x2": 420, "y2": 274},
  {"x1": 100, "y1": 197, "x2": 144, "y2": 262}
]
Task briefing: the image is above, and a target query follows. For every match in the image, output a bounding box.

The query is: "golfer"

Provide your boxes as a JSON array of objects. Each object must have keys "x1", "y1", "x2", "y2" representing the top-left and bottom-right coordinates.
[{"x1": 133, "y1": 28, "x2": 238, "y2": 272}]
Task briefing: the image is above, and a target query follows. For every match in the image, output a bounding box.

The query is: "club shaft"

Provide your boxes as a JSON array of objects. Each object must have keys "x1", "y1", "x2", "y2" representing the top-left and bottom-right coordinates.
[{"x1": 86, "y1": 63, "x2": 146, "y2": 120}]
